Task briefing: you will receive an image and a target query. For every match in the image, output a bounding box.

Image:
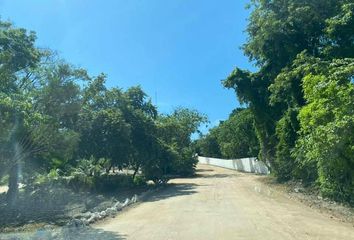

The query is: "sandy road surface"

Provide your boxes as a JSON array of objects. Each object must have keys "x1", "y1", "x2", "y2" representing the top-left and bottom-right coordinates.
[{"x1": 95, "y1": 164, "x2": 354, "y2": 240}]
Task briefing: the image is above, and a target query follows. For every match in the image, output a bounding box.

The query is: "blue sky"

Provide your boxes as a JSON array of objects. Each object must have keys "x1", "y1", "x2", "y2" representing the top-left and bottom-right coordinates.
[{"x1": 0, "y1": 0, "x2": 253, "y2": 130}]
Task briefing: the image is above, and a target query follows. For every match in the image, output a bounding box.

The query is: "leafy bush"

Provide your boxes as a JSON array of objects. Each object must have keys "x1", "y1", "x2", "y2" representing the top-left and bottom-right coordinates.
[
  {"x1": 133, "y1": 175, "x2": 147, "y2": 186},
  {"x1": 294, "y1": 59, "x2": 354, "y2": 203},
  {"x1": 170, "y1": 148, "x2": 198, "y2": 177},
  {"x1": 93, "y1": 174, "x2": 136, "y2": 191}
]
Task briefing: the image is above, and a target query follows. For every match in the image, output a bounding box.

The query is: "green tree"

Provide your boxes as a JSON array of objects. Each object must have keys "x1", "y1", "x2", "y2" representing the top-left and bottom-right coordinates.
[
  {"x1": 78, "y1": 77, "x2": 132, "y2": 171},
  {"x1": 157, "y1": 108, "x2": 207, "y2": 176},
  {"x1": 224, "y1": 0, "x2": 352, "y2": 182},
  {"x1": 123, "y1": 86, "x2": 157, "y2": 179},
  {"x1": 0, "y1": 20, "x2": 41, "y2": 205},
  {"x1": 195, "y1": 127, "x2": 222, "y2": 158},
  {"x1": 217, "y1": 108, "x2": 259, "y2": 159}
]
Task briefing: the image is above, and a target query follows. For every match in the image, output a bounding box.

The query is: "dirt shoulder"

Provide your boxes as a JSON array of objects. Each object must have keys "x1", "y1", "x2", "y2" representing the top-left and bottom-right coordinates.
[
  {"x1": 259, "y1": 176, "x2": 354, "y2": 225},
  {"x1": 0, "y1": 184, "x2": 153, "y2": 233}
]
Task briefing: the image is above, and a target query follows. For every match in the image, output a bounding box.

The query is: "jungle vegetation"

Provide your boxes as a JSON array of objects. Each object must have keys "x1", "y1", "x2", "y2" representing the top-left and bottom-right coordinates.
[
  {"x1": 196, "y1": 0, "x2": 354, "y2": 204},
  {"x1": 0, "y1": 19, "x2": 207, "y2": 210}
]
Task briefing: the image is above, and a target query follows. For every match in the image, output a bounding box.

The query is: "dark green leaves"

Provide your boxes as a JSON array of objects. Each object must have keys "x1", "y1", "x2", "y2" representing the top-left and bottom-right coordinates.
[{"x1": 223, "y1": 0, "x2": 354, "y2": 203}]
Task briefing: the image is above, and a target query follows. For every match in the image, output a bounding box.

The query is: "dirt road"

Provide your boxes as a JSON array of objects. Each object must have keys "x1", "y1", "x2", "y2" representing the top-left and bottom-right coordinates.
[{"x1": 95, "y1": 164, "x2": 354, "y2": 240}]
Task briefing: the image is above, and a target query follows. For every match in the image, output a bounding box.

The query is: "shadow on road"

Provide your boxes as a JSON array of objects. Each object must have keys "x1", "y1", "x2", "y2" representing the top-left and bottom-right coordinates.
[
  {"x1": 0, "y1": 226, "x2": 127, "y2": 240},
  {"x1": 196, "y1": 173, "x2": 231, "y2": 179},
  {"x1": 195, "y1": 166, "x2": 235, "y2": 179},
  {"x1": 196, "y1": 168, "x2": 214, "y2": 173},
  {"x1": 145, "y1": 183, "x2": 199, "y2": 203}
]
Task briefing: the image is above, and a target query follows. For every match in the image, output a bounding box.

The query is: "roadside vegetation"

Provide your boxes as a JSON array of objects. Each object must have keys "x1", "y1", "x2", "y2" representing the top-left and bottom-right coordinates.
[
  {"x1": 1, "y1": 0, "x2": 353, "y2": 230},
  {"x1": 0, "y1": 20, "x2": 206, "y2": 227},
  {"x1": 197, "y1": 0, "x2": 354, "y2": 205},
  {"x1": 195, "y1": 108, "x2": 259, "y2": 159}
]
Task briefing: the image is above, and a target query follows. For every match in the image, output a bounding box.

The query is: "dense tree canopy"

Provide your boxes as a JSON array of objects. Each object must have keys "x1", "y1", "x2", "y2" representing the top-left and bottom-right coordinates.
[
  {"x1": 0, "y1": 20, "x2": 206, "y2": 207},
  {"x1": 196, "y1": 108, "x2": 259, "y2": 160},
  {"x1": 220, "y1": 0, "x2": 354, "y2": 204}
]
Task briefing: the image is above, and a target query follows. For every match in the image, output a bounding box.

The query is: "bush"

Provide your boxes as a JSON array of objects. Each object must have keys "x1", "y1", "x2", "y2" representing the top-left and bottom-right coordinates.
[
  {"x1": 295, "y1": 60, "x2": 354, "y2": 204},
  {"x1": 133, "y1": 175, "x2": 147, "y2": 186},
  {"x1": 93, "y1": 174, "x2": 135, "y2": 191},
  {"x1": 170, "y1": 148, "x2": 198, "y2": 176},
  {"x1": 66, "y1": 171, "x2": 95, "y2": 192}
]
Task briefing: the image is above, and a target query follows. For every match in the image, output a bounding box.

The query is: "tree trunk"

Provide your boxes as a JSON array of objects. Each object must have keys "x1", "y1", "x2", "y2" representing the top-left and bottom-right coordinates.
[
  {"x1": 132, "y1": 164, "x2": 140, "y2": 180},
  {"x1": 6, "y1": 163, "x2": 19, "y2": 207}
]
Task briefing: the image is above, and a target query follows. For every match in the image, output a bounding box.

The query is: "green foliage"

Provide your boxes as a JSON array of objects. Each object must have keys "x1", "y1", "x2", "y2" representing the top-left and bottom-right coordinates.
[
  {"x1": 0, "y1": 21, "x2": 40, "y2": 94},
  {"x1": 244, "y1": 0, "x2": 340, "y2": 68},
  {"x1": 223, "y1": 68, "x2": 278, "y2": 164},
  {"x1": 196, "y1": 108, "x2": 259, "y2": 160},
  {"x1": 222, "y1": 0, "x2": 354, "y2": 204},
  {"x1": 0, "y1": 18, "x2": 206, "y2": 207},
  {"x1": 274, "y1": 108, "x2": 299, "y2": 181},
  {"x1": 158, "y1": 108, "x2": 207, "y2": 148},
  {"x1": 324, "y1": 3, "x2": 354, "y2": 58},
  {"x1": 217, "y1": 108, "x2": 259, "y2": 159},
  {"x1": 294, "y1": 59, "x2": 354, "y2": 202},
  {"x1": 155, "y1": 108, "x2": 207, "y2": 178},
  {"x1": 93, "y1": 174, "x2": 136, "y2": 192},
  {"x1": 170, "y1": 148, "x2": 198, "y2": 176},
  {"x1": 0, "y1": 20, "x2": 41, "y2": 184},
  {"x1": 133, "y1": 175, "x2": 147, "y2": 186},
  {"x1": 195, "y1": 127, "x2": 222, "y2": 158}
]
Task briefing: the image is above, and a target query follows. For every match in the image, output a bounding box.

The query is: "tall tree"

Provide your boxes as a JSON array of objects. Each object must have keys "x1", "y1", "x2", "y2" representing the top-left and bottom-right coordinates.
[
  {"x1": 0, "y1": 20, "x2": 41, "y2": 205},
  {"x1": 224, "y1": 0, "x2": 352, "y2": 175}
]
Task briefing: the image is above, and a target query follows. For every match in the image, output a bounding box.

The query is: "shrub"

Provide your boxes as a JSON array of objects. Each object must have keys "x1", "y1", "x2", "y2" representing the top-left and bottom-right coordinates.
[
  {"x1": 170, "y1": 148, "x2": 198, "y2": 177},
  {"x1": 133, "y1": 175, "x2": 147, "y2": 186},
  {"x1": 294, "y1": 60, "x2": 354, "y2": 204},
  {"x1": 93, "y1": 174, "x2": 135, "y2": 191}
]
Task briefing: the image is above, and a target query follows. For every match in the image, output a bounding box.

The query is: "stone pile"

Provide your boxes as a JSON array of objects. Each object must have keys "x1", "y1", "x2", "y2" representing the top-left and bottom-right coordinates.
[{"x1": 67, "y1": 194, "x2": 138, "y2": 227}]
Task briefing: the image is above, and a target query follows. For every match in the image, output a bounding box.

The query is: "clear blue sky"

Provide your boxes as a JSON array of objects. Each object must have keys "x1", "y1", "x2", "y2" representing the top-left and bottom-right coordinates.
[{"x1": 0, "y1": 0, "x2": 253, "y2": 130}]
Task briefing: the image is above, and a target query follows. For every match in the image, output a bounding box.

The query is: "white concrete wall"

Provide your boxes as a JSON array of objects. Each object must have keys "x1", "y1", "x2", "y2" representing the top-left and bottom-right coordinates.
[{"x1": 198, "y1": 156, "x2": 269, "y2": 175}]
